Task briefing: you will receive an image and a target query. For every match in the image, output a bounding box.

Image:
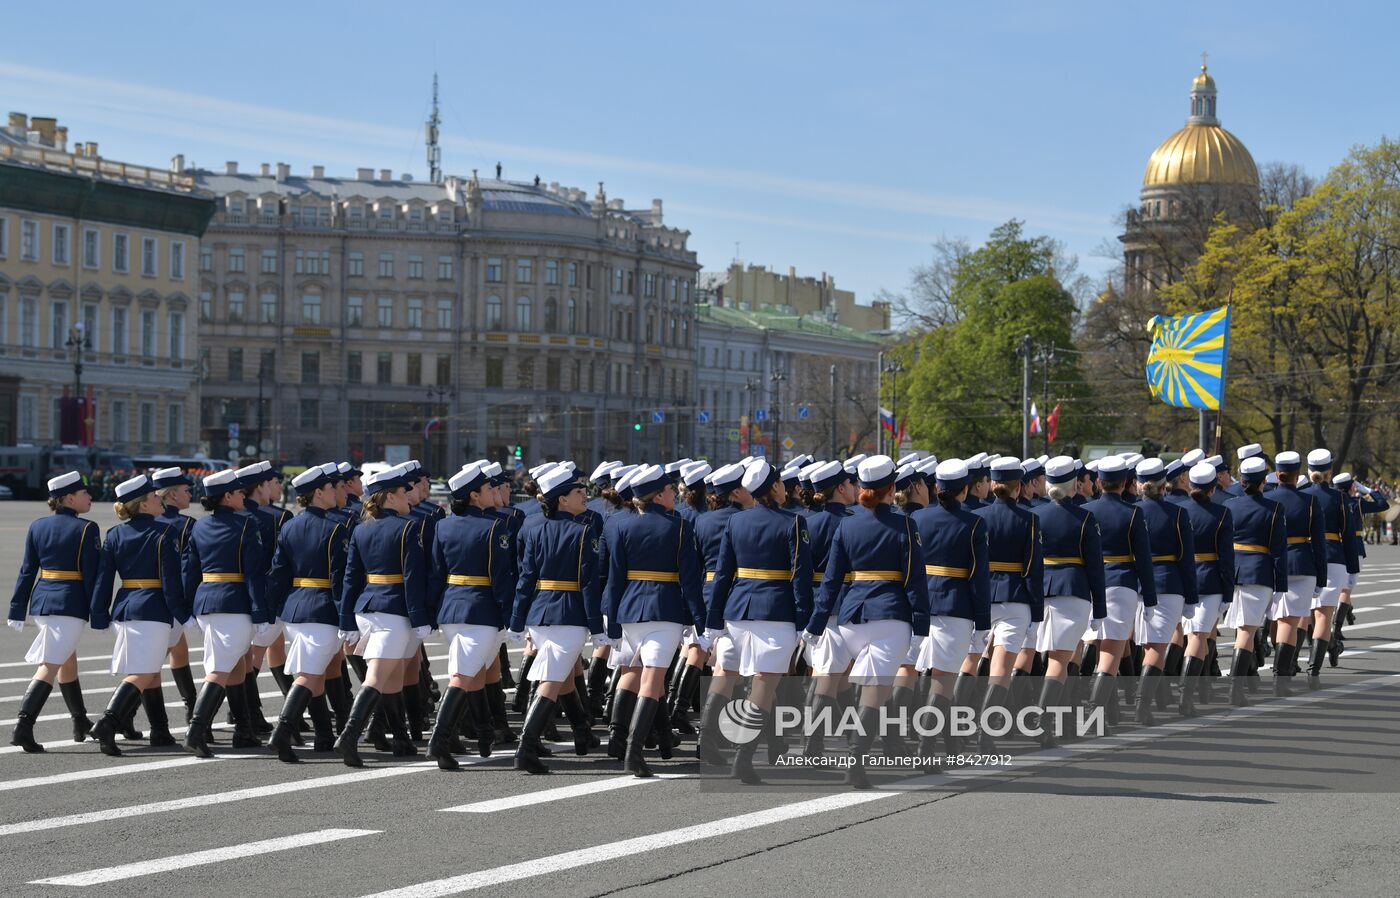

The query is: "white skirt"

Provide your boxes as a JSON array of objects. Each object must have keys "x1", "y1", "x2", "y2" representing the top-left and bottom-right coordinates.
[
  {"x1": 1136, "y1": 593, "x2": 1185, "y2": 645},
  {"x1": 804, "y1": 625, "x2": 852, "y2": 675},
  {"x1": 355, "y1": 612, "x2": 412, "y2": 660},
  {"x1": 25, "y1": 615, "x2": 85, "y2": 665},
  {"x1": 197, "y1": 613, "x2": 254, "y2": 674},
  {"x1": 167, "y1": 622, "x2": 188, "y2": 649},
  {"x1": 525, "y1": 625, "x2": 588, "y2": 682},
  {"x1": 110, "y1": 620, "x2": 173, "y2": 676},
  {"x1": 619, "y1": 621, "x2": 685, "y2": 669},
  {"x1": 978, "y1": 603, "x2": 1033, "y2": 654},
  {"x1": 836, "y1": 619, "x2": 912, "y2": 682},
  {"x1": 1094, "y1": 586, "x2": 1141, "y2": 642},
  {"x1": 441, "y1": 624, "x2": 503, "y2": 678},
  {"x1": 1184, "y1": 594, "x2": 1223, "y2": 635},
  {"x1": 710, "y1": 632, "x2": 736, "y2": 673},
  {"x1": 905, "y1": 634, "x2": 929, "y2": 668},
  {"x1": 921, "y1": 616, "x2": 974, "y2": 674},
  {"x1": 249, "y1": 618, "x2": 285, "y2": 648},
  {"x1": 1037, "y1": 597, "x2": 1092, "y2": 653},
  {"x1": 1313, "y1": 563, "x2": 1349, "y2": 609},
  {"x1": 1271, "y1": 576, "x2": 1315, "y2": 619},
  {"x1": 723, "y1": 620, "x2": 798, "y2": 676},
  {"x1": 1225, "y1": 584, "x2": 1272, "y2": 629},
  {"x1": 284, "y1": 622, "x2": 342, "y2": 677}
]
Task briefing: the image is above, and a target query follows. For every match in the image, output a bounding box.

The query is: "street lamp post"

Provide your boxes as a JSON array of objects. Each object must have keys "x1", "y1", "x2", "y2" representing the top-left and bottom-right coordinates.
[
  {"x1": 63, "y1": 324, "x2": 89, "y2": 446},
  {"x1": 770, "y1": 368, "x2": 786, "y2": 465},
  {"x1": 881, "y1": 359, "x2": 904, "y2": 457},
  {"x1": 741, "y1": 377, "x2": 757, "y2": 456},
  {"x1": 424, "y1": 384, "x2": 455, "y2": 472}
]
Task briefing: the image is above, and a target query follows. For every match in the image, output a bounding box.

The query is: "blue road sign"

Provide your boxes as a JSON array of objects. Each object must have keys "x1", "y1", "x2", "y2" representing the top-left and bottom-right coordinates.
[
  {"x1": 652, "y1": 410, "x2": 666, "y2": 424},
  {"x1": 227, "y1": 422, "x2": 240, "y2": 442},
  {"x1": 727, "y1": 429, "x2": 740, "y2": 442},
  {"x1": 751, "y1": 444, "x2": 766, "y2": 457},
  {"x1": 697, "y1": 410, "x2": 711, "y2": 424},
  {"x1": 797, "y1": 405, "x2": 810, "y2": 420},
  {"x1": 754, "y1": 408, "x2": 768, "y2": 422}
]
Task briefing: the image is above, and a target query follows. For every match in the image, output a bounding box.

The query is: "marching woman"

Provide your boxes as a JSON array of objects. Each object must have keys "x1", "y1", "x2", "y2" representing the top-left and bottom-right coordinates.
[
  {"x1": 795, "y1": 460, "x2": 855, "y2": 758},
  {"x1": 1222, "y1": 456, "x2": 1288, "y2": 704},
  {"x1": 666, "y1": 461, "x2": 713, "y2": 734},
  {"x1": 804, "y1": 456, "x2": 929, "y2": 788},
  {"x1": 910, "y1": 460, "x2": 992, "y2": 752},
  {"x1": 693, "y1": 462, "x2": 751, "y2": 759},
  {"x1": 1300, "y1": 449, "x2": 1360, "y2": 687},
  {"x1": 333, "y1": 466, "x2": 433, "y2": 767},
  {"x1": 1331, "y1": 472, "x2": 1389, "y2": 660},
  {"x1": 1177, "y1": 461, "x2": 1235, "y2": 715},
  {"x1": 90, "y1": 475, "x2": 190, "y2": 755},
  {"x1": 236, "y1": 462, "x2": 284, "y2": 737},
  {"x1": 1265, "y1": 451, "x2": 1327, "y2": 696},
  {"x1": 508, "y1": 465, "x2": 605, "y2": 774},
  {"x1": 263, "y1": 466, "x2": 350, "y2": 763},
  {"x1": 426, "y1": 463, "x2": 516, "y2": 770},
  {"x1": 8, "y1": 472, "x2": 102, "y2": 753},
  {"x1": 152, "y1": 467, "x2": 201, "y2": 723},
  {"x1": 605, "y1": 464, "x2": 708, "y2": 779},
  {"x1": 704, "y1": 459, "x2": 809, "y2": 783},
  {"x1": 182, "y1": 469, "x2": 274, "y2": 757},
  {"x1": 1130, "y1": 458, "x2": 1198, "y2": 725}
]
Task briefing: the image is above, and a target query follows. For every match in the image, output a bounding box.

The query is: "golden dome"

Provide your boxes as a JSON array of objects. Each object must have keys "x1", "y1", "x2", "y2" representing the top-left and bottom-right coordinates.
[
  {"x1": 1143, "y1": 123, "x2": 1257, "y2": 187},
  {"x1": 1191, "y1": 66, "x2": 1216, "y2": 91}
]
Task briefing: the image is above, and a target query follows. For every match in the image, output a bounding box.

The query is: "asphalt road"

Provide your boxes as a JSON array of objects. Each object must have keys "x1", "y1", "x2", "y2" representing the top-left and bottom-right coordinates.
[{"x1": 3, "y1": 499, "x2": 1400, "y2": 897}]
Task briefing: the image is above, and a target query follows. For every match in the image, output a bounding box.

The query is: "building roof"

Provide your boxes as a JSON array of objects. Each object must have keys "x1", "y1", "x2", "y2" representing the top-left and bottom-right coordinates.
[{"x1": 696, "y1": 303, "x2": 885, "y2": 344}]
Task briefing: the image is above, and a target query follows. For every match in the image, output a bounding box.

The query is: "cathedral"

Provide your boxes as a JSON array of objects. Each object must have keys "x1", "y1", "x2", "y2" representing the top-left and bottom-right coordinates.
[{"x1": 1120, "y1": 61, "x2": 1260, "y2": 292}]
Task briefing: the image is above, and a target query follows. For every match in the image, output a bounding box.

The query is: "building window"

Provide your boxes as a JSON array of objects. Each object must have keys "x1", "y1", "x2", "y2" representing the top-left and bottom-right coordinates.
[
  {"x1": 485, "y1": 295, "x2": 502, "y2": 330},
  {"x1": 347, "y1": 351, "x2": 362, "y2": 384},
  {"x1": 376, "y1": 352, "x2": 392, "y2": 384},
  {"x1": 52, "y1": 224, "x2": 70, "y2": 265},
  {"x1": 18, "y1": 395, "x2": 36, "y2": 440},
  {"x1": 167, "y1": 403, "x2": 183, "y2": 445},
  {"x1": 406, "y1": 298, "x2": 423, "y2": 329},
  {"x1": 567, "y1": 298, "x2": 577, "y2": 334},
  {"x1": 517, "y1": 358, "x2": 534, "y2": 389},
  {"x1": 436, "y1": 354, "x2": 451, "y2": 386},
  {"x1": 20, "y1": 220, "x2": 38, "y2": 260},
  {"x1": 436, "y1": 299, "x2": 452, "y2": 330},
  {"x1": 301, "y1": 351, "x2": 320, "y2": 384},
  {"x1": 545, "y1": 260, "x2": 559, "y2": 285},
  {"x1": 17, "y1": 298, "x2": 35, "y2": 348},
  {"x1": 612, "y1": 268, "x2": 623, "y2": 294},
  {"x1": 51, "y1": 301, "x2": 68, "y2": 349},
  {"x1": 109, "y1": 399, "x2": 128, "y2": 444},
  {"x1": 262, "y1": 249, "x2": 278, "y2": 274},
  {"x1": 407, "y1": 255, "x2": 423, "y2": 279},
  {"x1": 141, "y1": 237, "x2": 158, "y2": 276},
  {"x1": 83, "y1": 304, "x2": 99, "y2": 352},
  {"x1": 228, "y1": 247, "x2": 245, "y2": 273},
  {"x1": 544, "y1": 298, "x2": 558, "y2": 332},
  {"x1": 348, "y1": 251, "x2": 364, "y2": 277},
  {"x1": 141, "y1": 310, "x2": 156, "y2": 358},
  {"x1": 437, "y1": 255, "x2": 453, "y2": 280},
  {"x1": 546, "y1": 358, "x2": 560, "y2": 390},
  {"x1": 112, "y1": 306, "x2": 127, "y2": 355},
  {"x1": 406, "y1": 353, "x2": 422, "y2": 386},
  {"x1": 258, "y1": 292, "x2": 276, "y2": 324},
  {"x1": 109, "y1": 232, "x2": 128, "y2": 273},
  {"x1": 485, "y1": 357, "x2": 503, "y2": 387},
  {"x1": 227, "y1": 290, "x2": 245, "y2": 322},
  {"x1": 516, "y1": 296, "x2": 532, "y2": 331},
  {"x1": 168, "y1": 311, "x2": 183, "y2": 360},
  {"x1": 140, "y1": 401, "x2": 154, "y2": 445},
  {"x1": 301, "y1": 293, "x2": 321, "y2": 325},
  {"x1": 0, "y1": 216, "x2": 7, "y2": 259},
  {"x1": 170, "y1": 241, "x2": 185, "y2": 279},
  {"x1": 567, "y1": 261, "x2": 578, "y2": 287},
  {"x1": 377, "y1": 297, "x2": 393, "y2": 328},
  {"x1": 584, "y1": 300, "x2": 591, "y2": 333},
  {"x1": 486, "y1": 257, "x2": 503, "y2": 282},
  {"x1": 378, "y1": 253, "x2": 393, "y2": 278},
  {"x1": 199, "y1": 247, "x2": 212, "y2": 272},
  {"x1": 347, "y1": 295, "x2": 363, "y2": 327},
  {"x1": 197, "y1": 290, "x2": 212, "y2": 323},
  {"x1": 516, "y1": 258, "x2": 533, "y2": 283},
  {"x1": 644, "y1": 272, "x2": 655, "y2": 297},
  {"x1": 299, "y1": 399, "x2": 319, "y2": 430}
]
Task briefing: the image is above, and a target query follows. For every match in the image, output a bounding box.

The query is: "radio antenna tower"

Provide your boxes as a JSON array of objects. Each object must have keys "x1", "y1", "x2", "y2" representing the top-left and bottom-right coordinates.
[{"x1": 426, "y1": 73, "x2": 443, "y2": 185}]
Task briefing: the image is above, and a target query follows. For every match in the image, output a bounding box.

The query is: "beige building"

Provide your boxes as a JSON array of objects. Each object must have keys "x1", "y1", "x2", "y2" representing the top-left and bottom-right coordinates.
[
  {"x1": 698, "y1": 261, "x2": 890, "y2": 333},
  {"x1": 0, "y1": 113, "x2": 214, "y2": 456},
  {"x1": 192, "y1": 163, "x2": 698, "y2": 471}
]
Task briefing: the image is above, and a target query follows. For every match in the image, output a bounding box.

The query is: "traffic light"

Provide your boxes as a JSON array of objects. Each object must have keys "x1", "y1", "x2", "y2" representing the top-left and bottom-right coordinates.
[
  {"x1": 633, "y1": 423, "x2": 642, "y2": 431},
  {"x1": 514, "y1": 444, "x2": 523, "y2": 458}
]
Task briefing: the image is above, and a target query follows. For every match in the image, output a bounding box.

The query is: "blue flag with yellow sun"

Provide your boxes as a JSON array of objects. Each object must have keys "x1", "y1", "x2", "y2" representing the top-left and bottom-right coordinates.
[{"x1": 1145, "y1": 305, "x2": 1231, "y2": 411}]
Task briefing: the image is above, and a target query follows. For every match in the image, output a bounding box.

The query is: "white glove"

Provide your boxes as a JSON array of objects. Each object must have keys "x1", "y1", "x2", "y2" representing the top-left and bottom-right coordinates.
[
  {"x1": 1313, "y1": 588, "x2": 1323, "y2": 600},
  {"x1": 800, "y1": 629, "x2": 821, "y2": 648},
  {"x1": 254, "y1": 622, "x2": 274, "y2": 638},
  {"x1": 7, "y1": 619, "x2": 24, "y2": 632},
  {"x1": 694, "y1": 631, "x2": 714, "y2": 652},
  {"x1": 412, "y1": 625, "x2": 432, "y2": 639},
  {"x1": 590, "y1": 632, "x2": 610, "y2": 649},
  {"x1": 1358, "y1": 484, "x2": 1372, "y2": 496},
  {"x1": 505, "y1": 629, "x2": 525, "y2": 645},
  {"x1": 338, "y1": 629, "x2": 361, "y2": 646}
]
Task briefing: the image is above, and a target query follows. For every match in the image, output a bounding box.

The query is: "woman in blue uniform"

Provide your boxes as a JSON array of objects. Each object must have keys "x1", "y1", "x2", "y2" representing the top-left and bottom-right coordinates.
[
  {"x1": 666, "y1": 461, "x2": 712, "y2": 734},
  {"x1": 605, "y1": 464, "x2": 708, "y2": 778},
  {"x1": 426, "y1": 463, "x2": 516, "y2": 769},
  {"x1": 1331, "y1": 472, "x2": 1389, "y2": 660},
  {"x1": 1131, "y1": 458, "x2": 1198, "y2": 725},
  {"x1": 332, "y1": 466, "x2": 432, "y2": 767},
  {"x1": 1265, "y1": 451, "x2": 1327, "y2": 695},
  {"x1": 8, "y1": 472, "x2": 102, "y2": 753},
  {"x1": 804, "y1": 455, "x2": 928, "y2": 788},
  {"x1": 703, "y1": 460, "x2": 811, "y2": 783},
  {"x1": 1177, "y1": 461, "x2": 1235, "y2": 715},
  {"x1": 692, "y1": 462, "x2": 750, "y2": 758},
  {"x1": 261, "y1": 466, "x2": 350, "y2": 762},
  {"x1": 152, "y1": 467, "x2": 201, "y2": 723},
  {"x1": 508, "y1": 465, "x2": 605, "y2": 774},
  {"x1": 181, "y1": 469, "x2": 274, "y2": 757},
  {"x1": 90, "y1": 474, "x2": 189, "y2": 755},
  {"x1": 1300, "y1": 449, "x2": 1360, "y2": 687}
]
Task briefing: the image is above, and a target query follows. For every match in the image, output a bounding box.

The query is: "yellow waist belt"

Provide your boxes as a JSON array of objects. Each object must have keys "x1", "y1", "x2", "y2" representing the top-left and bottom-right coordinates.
[
  {"x1": 736, "y1": 567, "x2": 792, "y2": 581},
  {"x1": 365, "y1": 573, "x2": 404, "y2": 585},
  {"x1": 293, "y1": 577, "x2": 333, "y2": 589},
  {"x1": 1044, "y1": 556, "x2": 1083, "y2": 566},
  {"x1": 704, "y1": 571, "x2": 716, "y2": 582},
  {"x1": 446, "y1": 574, "x2": 491, "y2": 587},
  {"x1": 844, "y1": 570, "x2": 903, "y2": 582},
  {"x1": 201, "y1": 572, "x2": 245, "y2": 583},
  {"x1": 627, "y1": 570, "x2": 680, "y2": 583},
  {"x1": 1234, "y1": 543, "x2": 1269, "y2": 553},
  {"x1": 812, "y1": 572, "x2": 825, "y2": 583},
  {"x1": 1151, "y1": 554, "x2": 1178, "y2": 562},
  {"x1": 1102, "y1": 554, "x2": 1134, "y2": 563},
  {"x1": 988, "y1": 561, "x2": 1023, "y2": 573},
  {"x1": 121, "y1": 578, "x2": 162, "y2": 589},
  {"x1": 39, "y1": 569, "x2": 83, "y2": 581},
  {"x1": 1324, "y1": 532, "x2": 1342, "y2": 542},
  {"x1": 537, "y1": 579, "x2": 581, "y2": 592},
  {"x1": 925, "y1": 564, "x2": 971, "y2": 579},
  {"x1": 1194, "y1": 553, "x2": 1219, "y2": 562}
]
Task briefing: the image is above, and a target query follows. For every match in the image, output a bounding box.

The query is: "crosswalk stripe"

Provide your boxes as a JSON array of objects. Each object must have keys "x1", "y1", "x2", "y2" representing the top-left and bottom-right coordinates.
[
  {"x1": 440, "y1": 773, "x2": 688, "y2": 813},
  {"x1": 29, "y1": 827, "x2": 380, "y2": 886},
  {"x1": 0, "y1": 754, "x2": 236, "y2": 793}
]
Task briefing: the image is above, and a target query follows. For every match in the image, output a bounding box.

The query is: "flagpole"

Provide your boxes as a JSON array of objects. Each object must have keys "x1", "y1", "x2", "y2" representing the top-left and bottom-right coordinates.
[{"x1": 1214, "y1": 297, "x2": 1233, "y2": 457}]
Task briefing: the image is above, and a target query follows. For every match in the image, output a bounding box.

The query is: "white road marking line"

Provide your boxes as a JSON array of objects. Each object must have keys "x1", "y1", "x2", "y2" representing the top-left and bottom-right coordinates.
[
  {"x1": 440, "y1": 773, "x2": 688, "y2": 814},
  {"x1": 0, "y1": 689, "x2": 285, "y2": 727},
  {"x1": 0, "y1": 722, "x2": 233, "y2": 757},
  {"x1": 0, "y1": 754, "x2": 240, "y2": 793},
  {"x1": 30, "y1": 827, "x2": 380, "y2": 886}
]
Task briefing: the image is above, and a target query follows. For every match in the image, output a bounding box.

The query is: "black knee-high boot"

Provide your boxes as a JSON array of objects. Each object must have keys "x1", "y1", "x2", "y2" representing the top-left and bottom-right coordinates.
[
  {"x1": 244, "y1": 669, "x2": 273, "y2": 736},
  {"x1": 467, "y1": 689, "x2": 494, "y2": 757},
  {"x1": 144, "y1": 687, "x2": 177, "y2": 746},
  {"x1": 697, "y1": 691, "x2": 730, "y2": 765},
  {"x1": 92, "y1": 682, "x2": 143, "y2": 757},
  {"x1": 184, "y1": 682, "x2": 227, "y2": 758},
  {"x1": 11, "y1": 680, "x2": 53, "y2": 753},
  {"x1": 403, "y1": 683, "x2": 426, "y2": 742},
  {"x1": 1274, "y1": 642, "x2": 1297, "y2": 696},
  {"x1": 558, "y1": 689, "x2": 594, "y2": 756},
  {"x1": 730, "y1": 705, "x2": 768, "y2": 785},
  {"x1": 382, "y1": 692, "x2": 418, "y2": 756},
  {"x1": 1035, "y1": 678, "x2": 1065, "y2": 747},
  {"x1": 334, "y1": 687, "x2": 381, "y2": 767},
  {"x1": 1228, "y1": 649, "x2": 1252, "y2": 706},
  {"x1": 58, "y1": 679, "x2": 94, "y2": 743},
  {"x1": 845, "y1": 704, "x2": 882, "y2": 789},
  {"x1": 602, "y1": 666, "x2": 623, "y2": 721},
  {"x1": 625, "y1": 696, "x2": 662, "y2": 778},
  {"x1": 1160, "y1": 643, "x2": 1185, "y2": 710},
  {"x1": 585, "y1": 655, "x2": 612, "y2": 717},
  {"x1": 326, "y1": 674, "x2": 352, "y2": 734},
  {"x1": 514, "y1": 695, "x2": 557, "y2": 775},
  {"x1": 486, "y1": 680, "x2": 516, "y2": 743},
  {"x1": 1087, "y1": 672, "x2": 1116, "y2": 736},
  {"x1": 608, "y1": 688, "x2": 638, "y2": 760},
  {"x1": 1134, "y1": 666, "x2": 1161, "y2": 726},
  {"x1": 948, "y1": 673, "x2": 978, "y2": 754},
  {"x1": 171, "y1": 665, "x2": 198, "y2": 723},
  {"x1": 672, "y1": 664, "x2": 703, "y2": 734},
  {"x1": 497, "y1": 643, "x2": 515, "y2": 689},
  {"x1": 269, "y1": 683, "x2": 314, "y2": 763},
  {"x1": 512, "y1": 654, "x2": 536, "y2": 714},
  {"x1": 1179, "y1": 656, "x2": 1203, "y2": 717},
  {"x1": 226, "y1": 680, "x2": 262, "y2": 748},
  {"x1": 1307, "y1": 637, "x2": 1329, "y2": 689},
  {"x1": 978, "y1": 683, "x2": 1010, "y2": 752},
  {"x1": 427, "y1": 686, "x2": 468, "y2": 770},
  {"x1": 346, "y1": 654, "x2": 369, "y2": 685},
  {"x1": 307, "y1": 693, "x2": 336, "y2": 752}
]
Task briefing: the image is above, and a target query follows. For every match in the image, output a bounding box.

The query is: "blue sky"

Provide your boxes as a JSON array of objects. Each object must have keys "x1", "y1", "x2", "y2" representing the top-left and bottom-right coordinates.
[{"x1": 5, "y1": 1, "x2": 1395, "y2": 308}]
